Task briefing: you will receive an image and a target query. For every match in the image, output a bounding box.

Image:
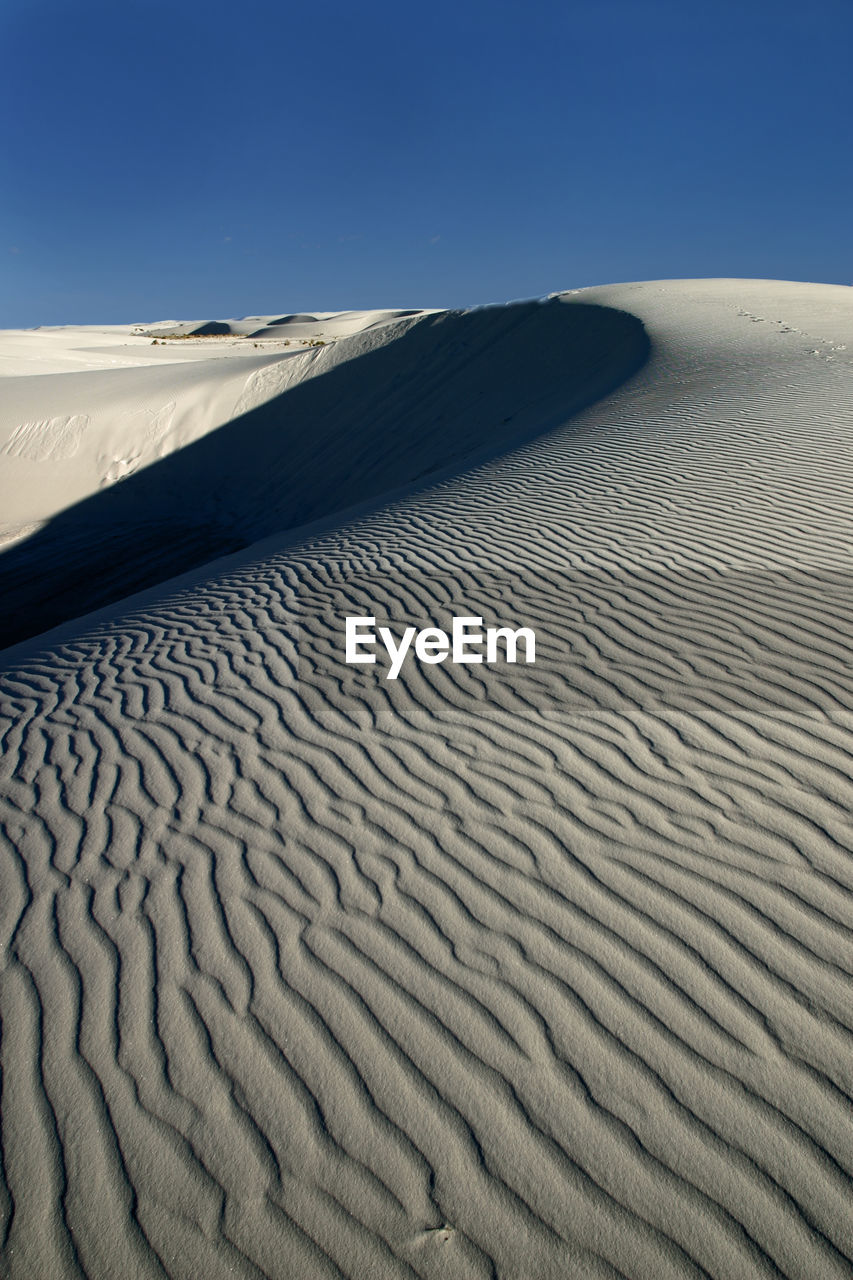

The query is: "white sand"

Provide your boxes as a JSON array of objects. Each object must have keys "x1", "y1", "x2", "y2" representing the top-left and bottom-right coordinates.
[
  {"x1": 0, "y1": 309, "x2": 433, "y2": 536},
  {"x1": 1, "y1": 280, "x2": 852, "y2": 1279}
]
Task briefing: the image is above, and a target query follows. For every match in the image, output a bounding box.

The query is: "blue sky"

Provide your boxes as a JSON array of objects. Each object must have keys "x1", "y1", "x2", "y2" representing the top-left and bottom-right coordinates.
[{"x1": 2, "y1": 0, "x2": 850, "y2": 326}]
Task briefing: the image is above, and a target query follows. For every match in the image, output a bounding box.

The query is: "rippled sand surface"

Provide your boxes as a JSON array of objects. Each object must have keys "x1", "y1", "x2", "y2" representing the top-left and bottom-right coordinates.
[{"x1": 2, "y1": 279, "x2": 853, "y2": 1279}]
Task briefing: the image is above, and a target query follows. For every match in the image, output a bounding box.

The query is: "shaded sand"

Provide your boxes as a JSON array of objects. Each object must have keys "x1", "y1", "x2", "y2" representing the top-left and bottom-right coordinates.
[
  {"x1": 1, "y1": 280, "x2": 853, "y2": 1279},
  {"x1": 0, "y1": 300, "x2": 647, "y2": 647},
  {"x1": 0, "y1": 309, "x2": 436, "y2": 533}
]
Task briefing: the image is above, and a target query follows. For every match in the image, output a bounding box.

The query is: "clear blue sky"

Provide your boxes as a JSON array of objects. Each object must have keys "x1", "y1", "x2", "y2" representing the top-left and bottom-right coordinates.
[{"x1": 2, "y1": 0, "x2": 850, "y2": 327}]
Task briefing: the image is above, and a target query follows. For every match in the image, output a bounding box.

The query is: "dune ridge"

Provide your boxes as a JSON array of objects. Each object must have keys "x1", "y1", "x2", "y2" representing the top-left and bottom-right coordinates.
[
  {"x1": 1, "y1": 280, "x2": 853, "y2": 1279},
  {"x1": 0, "y1": 299, "x2": 648, "y2": 648}
]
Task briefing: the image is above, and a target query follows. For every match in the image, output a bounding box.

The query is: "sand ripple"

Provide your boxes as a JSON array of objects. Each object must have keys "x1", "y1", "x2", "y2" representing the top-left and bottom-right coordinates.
[{"x1": 1, "y1": 280, "x2": 853, "y2": 1278}]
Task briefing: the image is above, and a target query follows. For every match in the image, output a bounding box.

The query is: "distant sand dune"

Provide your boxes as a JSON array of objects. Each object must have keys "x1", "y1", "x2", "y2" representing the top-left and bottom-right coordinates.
[{"x1": 1, "y1": 280, "x2": 853, "y2": 1279}]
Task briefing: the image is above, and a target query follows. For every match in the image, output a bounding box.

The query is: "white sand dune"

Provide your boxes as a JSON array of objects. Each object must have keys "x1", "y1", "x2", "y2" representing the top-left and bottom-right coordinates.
[
  {"x1": 0, "y1": 299, "x2": 645, "y2": 647},
  {"x1": 1, "y1": 279, "x2": 853, "y2": 1279},
  {"x1": 0, "y1": 309, "x2": 436, "y2": 536}
]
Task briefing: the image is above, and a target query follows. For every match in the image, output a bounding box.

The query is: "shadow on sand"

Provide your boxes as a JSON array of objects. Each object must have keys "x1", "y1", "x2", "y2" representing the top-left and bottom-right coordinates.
[{"x1": 0, "y1": 299, "x2": 649, "y2": 650}]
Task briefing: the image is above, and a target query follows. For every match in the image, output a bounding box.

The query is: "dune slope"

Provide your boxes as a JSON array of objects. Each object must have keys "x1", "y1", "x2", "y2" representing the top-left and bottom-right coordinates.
[
  {"x1": 1, "y1": 280, "x2": 853, "y2": 1279},
  {"x1": 0, "y1": 300, "x2": 647, "y2": 648}
]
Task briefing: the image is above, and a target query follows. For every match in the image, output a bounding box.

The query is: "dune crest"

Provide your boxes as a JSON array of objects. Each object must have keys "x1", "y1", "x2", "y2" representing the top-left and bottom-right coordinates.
[{"x1": 0, "y1": 299, "x2": 648, "y2": 649}]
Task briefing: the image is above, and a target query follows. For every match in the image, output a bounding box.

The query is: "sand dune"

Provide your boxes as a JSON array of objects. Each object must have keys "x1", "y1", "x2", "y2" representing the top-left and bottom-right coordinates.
[
  {"x1": 0, "y1": 299, "x2": 647, "y2": 648},
  {"x1": 1, "y1": 280, "x2": 853, "y2": 1279},
  {"x1": 0, "y1": 309, "x2": 438, "y2": 532}
]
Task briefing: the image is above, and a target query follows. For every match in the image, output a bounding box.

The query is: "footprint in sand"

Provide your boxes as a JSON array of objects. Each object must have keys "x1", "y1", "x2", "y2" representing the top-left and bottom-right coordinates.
[{"x1": 411, "y1": 1223, "x2": 455, "y2": 1248}]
